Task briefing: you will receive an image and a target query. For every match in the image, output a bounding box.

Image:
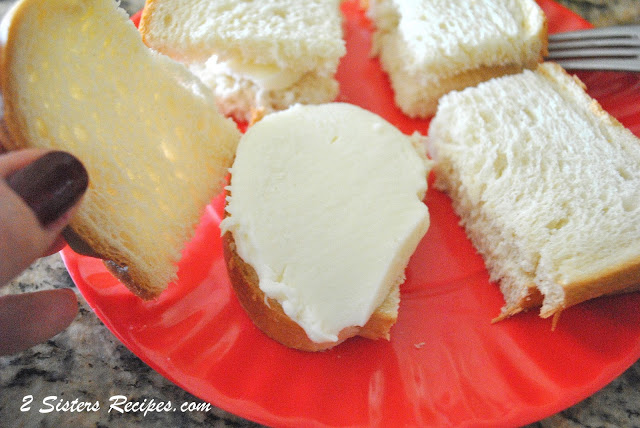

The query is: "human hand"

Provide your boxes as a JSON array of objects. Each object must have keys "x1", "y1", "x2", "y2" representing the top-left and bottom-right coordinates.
[{"x1": 0, "y1": 148, "x2": 89, "y2": 355}]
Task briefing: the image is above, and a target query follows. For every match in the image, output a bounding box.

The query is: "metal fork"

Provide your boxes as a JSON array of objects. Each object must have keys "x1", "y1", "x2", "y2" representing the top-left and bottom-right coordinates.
[{"x1": 546, "y1": 25, "x2": 640, "y2": 72}]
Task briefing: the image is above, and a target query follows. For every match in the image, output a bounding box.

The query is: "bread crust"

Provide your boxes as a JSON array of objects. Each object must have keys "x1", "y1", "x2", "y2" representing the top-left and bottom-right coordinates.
[
  {"x1": 492, "y1": 286, "x2": 543, "y2": 322},
  {"x1": 103, "y1": 260, "x2": 160, "y2": 300},
  {"x1": 137, "y1": 0, "x2": 158, "y2": 49},
  {"x1": 0, "y1": 0, "x2": 30, "y2": 152},
  {"x1": 222, "y1": 231, "x2": 397, "y2": 351},
  {"x1": 541, "y1": 257, "x2": 640, "y2": 318}
]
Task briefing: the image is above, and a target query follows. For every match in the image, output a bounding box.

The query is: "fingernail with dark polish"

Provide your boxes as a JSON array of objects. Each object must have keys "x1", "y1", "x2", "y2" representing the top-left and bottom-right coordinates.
[{"x1": 7, "y1": 151, "x2": 89, "y2": 227}]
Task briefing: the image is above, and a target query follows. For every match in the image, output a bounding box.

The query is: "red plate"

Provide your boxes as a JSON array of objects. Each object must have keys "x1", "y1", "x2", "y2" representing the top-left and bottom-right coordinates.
[{"x1": 62, "y1": 1, "x2": 640, "y2": 426}]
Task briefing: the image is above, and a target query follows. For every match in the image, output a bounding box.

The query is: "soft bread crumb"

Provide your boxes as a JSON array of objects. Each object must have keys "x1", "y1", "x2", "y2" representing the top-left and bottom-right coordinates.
[
  {"x1": 139, "y1": 0, "x2": 346, "y2": 122},
  {"x1": 367, "y1": 0, "x2": 547, "y2": 118}
]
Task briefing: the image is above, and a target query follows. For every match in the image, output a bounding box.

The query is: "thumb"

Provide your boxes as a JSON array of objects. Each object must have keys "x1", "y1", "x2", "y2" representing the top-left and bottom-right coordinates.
[
  {"x1": 0, "y1": 150, "x2": 88, "y2": 284},
  {"x1": 0, "y1": 288, "x2": 78, "y2": 355}
]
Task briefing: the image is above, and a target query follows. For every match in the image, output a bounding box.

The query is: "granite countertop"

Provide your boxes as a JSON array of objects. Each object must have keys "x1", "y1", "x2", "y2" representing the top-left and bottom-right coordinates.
[{"x1": 1, "y1": 0, "x2": 640, "y2": 427}]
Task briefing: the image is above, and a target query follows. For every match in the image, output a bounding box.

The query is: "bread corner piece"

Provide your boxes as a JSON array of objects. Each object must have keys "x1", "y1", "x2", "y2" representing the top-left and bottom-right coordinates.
[
  {"x1": 366, "y1": 0, "x2": 548, "y2": 118},
  {"x1": 139, "y1": 0, "x2": 346, "y2": 123},
  {"x1": 221, "y1": 103, "x2": 432, "y2": 351},
  {"x1": 0, "y1": 0, "x2": 241, "y2": 299},
  {"x1": 428, "y1": 62, "x2": 640, "y2": 320}
]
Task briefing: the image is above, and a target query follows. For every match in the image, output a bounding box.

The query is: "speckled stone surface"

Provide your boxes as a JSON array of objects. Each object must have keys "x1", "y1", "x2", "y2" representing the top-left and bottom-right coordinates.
[
  {"x1": 0, "y1": 256, "x2": 262, "y2": 428},
  {"x1": 1, "y1": 0, "x2": 640, "y2": 427},
  {"x1": 556, "y1": 0, "x2": 640, "y2": 26}
]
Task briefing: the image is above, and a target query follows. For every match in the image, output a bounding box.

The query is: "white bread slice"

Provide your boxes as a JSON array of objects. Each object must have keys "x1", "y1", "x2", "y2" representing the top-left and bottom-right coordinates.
[
  {"x1": 0, "y1": 0, "x2": 241, "y2": 299},
  {"x1": 428, "y1": 62, "x2": 640, "y2": 320},
  {"x1": 221, "y1": 103, "x2": 431, "y2": 351},
  {"x1": 366, "y1": 0, "x2": 548, "y2": 118},
  {"x1": 139, "y1": 0, "x2": 346, "y2": 123}
]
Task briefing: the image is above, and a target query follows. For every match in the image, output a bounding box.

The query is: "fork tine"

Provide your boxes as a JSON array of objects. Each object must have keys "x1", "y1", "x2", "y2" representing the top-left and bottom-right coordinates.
[
  {"x1": 550, "y1": 58, "x2": 640, "y2": 72},
  {"x1": 546, "y1": 47, "x2": 640, "y2": 60},
  {"x1": 546, "y1": 25, "x2": 640, "y2": 72},
  {"x1": 549, "y1": 38, "x2": 640, "y2": 50},
  {"x1": 549, "y1": 25, "x2": 640, "y2": 42}
]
